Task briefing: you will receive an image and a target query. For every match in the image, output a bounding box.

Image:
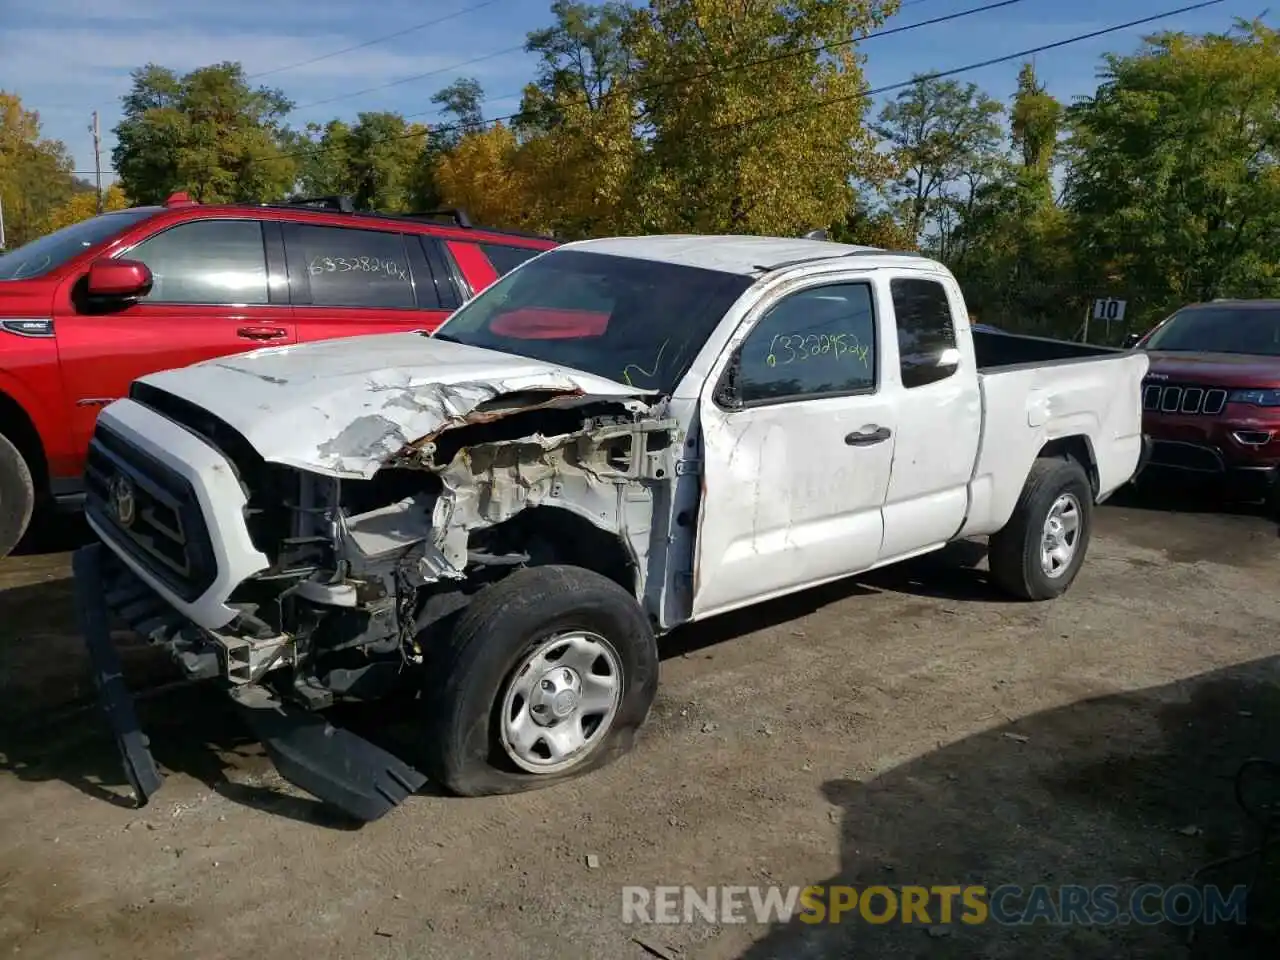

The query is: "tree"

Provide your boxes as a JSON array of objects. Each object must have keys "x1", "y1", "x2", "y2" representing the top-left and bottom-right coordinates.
[
  {"x1": 627, "y1": 0, "x2": 897, "y2": 236},
  {"x1": 947, "y1": 64, "x2": 1077, "y2": 336},
  {"x1": 874, "y1": 76, "x2": 1004, "y2": 249},
  {"x1": 0, "y1": 92, "x2": 80, "y2": 249},
  {"x1": 431, "y1": 123, "x2": 544, "y2": 231},
  {"x1": 112, "y1": 62, "x2": 298, "y2": 204},
  {"x1": 37, "y1": 183, "x2": 130, "y2": 235},
  {"x1": 1065, "y1": 19, "x2": 1280, "y2": 316}
]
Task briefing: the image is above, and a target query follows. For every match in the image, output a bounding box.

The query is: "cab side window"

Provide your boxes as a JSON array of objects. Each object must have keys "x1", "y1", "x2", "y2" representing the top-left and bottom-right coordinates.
[
  {"x1": 891, "y1": 277, "x2": 959, "y2": 388},
  {"x1": 735, "y1": 283, "x2": 877, "y2": 405},
  {"x1": 126, "y1": 219, "x2": 269, "y2": 305}
]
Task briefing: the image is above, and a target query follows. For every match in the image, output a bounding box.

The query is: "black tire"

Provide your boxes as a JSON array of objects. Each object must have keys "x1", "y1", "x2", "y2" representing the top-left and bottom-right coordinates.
[
  {"x1": 0, "y1": 432, "x2": 35, "y2": 560},
  {"x1": 420, "y1": 564, "x2": 659, "y2": 797},
  {"x1": 987, "y1": 456, "x2": 1093, "y2": 601}
]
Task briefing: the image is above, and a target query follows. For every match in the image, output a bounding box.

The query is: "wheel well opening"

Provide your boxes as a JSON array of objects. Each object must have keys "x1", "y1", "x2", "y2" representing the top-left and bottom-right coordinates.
[
  {"x1": 1039, "y1": 436, "x2": 1098, "y2": 495},
  {"x1": 470, "y1": 506, "x2": 636, "y2": 596},
  {"x1": 0, "y1": 392, "x2": 48, "y2": 495}
]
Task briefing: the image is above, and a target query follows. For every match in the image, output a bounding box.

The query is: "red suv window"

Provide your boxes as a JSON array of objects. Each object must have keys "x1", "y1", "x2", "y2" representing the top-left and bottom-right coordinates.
[{"x1": 478, "y1": 242, "x2": 543, "y2": 276}]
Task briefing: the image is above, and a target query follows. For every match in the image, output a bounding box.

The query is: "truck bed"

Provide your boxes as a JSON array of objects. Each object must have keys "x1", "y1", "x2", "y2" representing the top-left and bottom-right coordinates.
[
  {"x1": 960, "y1": 337, "x2": 1149, "y2": 539},
  {"x1": 973, "y1": 328, "x2": 1122, "y2": 371}
]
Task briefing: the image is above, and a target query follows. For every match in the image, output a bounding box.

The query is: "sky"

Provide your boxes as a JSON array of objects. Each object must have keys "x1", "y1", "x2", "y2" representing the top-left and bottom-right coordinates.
[{"x1": 0, "y1": 0, "x2": 1259, "y2": 183}]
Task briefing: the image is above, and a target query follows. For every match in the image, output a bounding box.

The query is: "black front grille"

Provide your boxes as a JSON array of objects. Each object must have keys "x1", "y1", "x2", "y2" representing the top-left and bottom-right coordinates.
[
  {"x1": 1142, "y1": 381, "x2": 1227, "y2": 415},
  {"x1": 1148, "y1": 440, "x2": 1225, "y2": 473},
  {"x1": 85, "y1": 424, "x2": 218, "y2": 602}
]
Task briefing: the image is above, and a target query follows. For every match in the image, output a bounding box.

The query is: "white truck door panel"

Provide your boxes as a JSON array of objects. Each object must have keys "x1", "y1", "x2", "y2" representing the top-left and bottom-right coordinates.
[
  {"x1": 877, "y1": 274, "x2": 982, "y2": 561},
  {"x1": 692, "y1": 279, "x2": 895, "y2": 619}
]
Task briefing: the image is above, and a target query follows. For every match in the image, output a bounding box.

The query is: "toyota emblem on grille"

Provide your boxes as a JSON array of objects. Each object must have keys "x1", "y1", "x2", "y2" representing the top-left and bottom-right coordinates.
[{"x1": 109, "y1": 474, "x2": 137, "y2": 528}]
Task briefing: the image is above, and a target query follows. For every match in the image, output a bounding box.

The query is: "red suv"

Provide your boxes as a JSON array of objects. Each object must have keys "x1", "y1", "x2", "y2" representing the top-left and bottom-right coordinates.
[
  {"x1": 0, "y1": 194, "x2": 557, "y2": 557},
  {"x1": 1127, "y1": 299, "x2": 1280, "y2": 508}
]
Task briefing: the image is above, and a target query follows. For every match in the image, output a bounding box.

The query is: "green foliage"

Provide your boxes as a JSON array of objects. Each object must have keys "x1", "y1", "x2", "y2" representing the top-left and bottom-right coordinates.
[
  {"x1": 628, "y1": 0, "x2": 897, "y2": 236},
  {"x1": 13, "y1": 6, "x2": 1280, "y2": 348},
  {"x1": 0, "y1": 92, "x2": 82, "y2": 249},
  {"x1": 1065, "y1": 18, "x2": 1280, "y2": 323},
  {"x1": 112, "y1": 62, "x2": 297, "y2": 204},
  {"x1": 874, "y1": 76, "x2": 1005, "y2": 247}
]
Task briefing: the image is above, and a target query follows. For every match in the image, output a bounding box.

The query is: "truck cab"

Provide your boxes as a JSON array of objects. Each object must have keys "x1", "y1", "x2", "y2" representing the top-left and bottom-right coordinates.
[{"x1": 71, "y1": 235, "x2": 1149, "y2": 821}]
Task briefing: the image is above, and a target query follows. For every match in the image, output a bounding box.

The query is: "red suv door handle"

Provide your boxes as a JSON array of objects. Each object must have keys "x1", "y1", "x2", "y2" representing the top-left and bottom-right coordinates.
[{"x1": 236, "y1": 326, "x2": 288, "y2": 341}]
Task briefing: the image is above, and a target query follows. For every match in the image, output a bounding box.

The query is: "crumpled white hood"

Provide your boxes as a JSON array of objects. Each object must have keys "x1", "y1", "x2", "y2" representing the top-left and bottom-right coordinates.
[{"x1": 133, "y1": 332, "x2": 651, "y2": 478}]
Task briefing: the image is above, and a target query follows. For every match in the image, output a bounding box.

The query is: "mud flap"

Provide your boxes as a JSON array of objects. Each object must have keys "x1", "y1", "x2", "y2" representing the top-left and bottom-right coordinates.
[
  {"x1": 71, "y1": 544, "x2": 165, "y2": 807},
  {"x1": 232, "y1": 688, "x2": 427, "y2": 823}
]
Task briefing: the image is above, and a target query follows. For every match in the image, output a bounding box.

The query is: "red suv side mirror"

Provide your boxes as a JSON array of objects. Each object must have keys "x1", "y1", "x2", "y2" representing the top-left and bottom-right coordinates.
[{"x1": 86, "y1": 258, "x2": 153, "y2": 300}]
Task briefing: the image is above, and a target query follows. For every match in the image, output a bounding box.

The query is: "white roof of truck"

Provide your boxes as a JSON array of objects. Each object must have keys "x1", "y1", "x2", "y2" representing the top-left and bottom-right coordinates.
[{"x1": 561, "y1": 234, "x2": 926, "y2": 277}]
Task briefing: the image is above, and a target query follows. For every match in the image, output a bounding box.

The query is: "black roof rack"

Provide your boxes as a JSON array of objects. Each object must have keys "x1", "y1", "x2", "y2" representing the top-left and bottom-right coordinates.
[
  {"x1": 754, "y1": 247, "x2": 926, "y2": 272},
  {"x1": 259, "y1": 195, "x2": 357, "y2": 213},
  {"x1": 402, "y1": 207, "x2": 473, "y2": 228},
  {"x1": 241, "y1": 195, "x2": 556, "y2": 242}
]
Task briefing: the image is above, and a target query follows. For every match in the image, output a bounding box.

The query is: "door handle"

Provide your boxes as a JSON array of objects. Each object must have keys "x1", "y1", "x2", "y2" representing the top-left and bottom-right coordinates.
[
  {"x1": 845, "y1": 425, "x2": 892, "y2": 446},
  {"x1": 236, "y1": 326, "x2": 288, "y2": 341}
]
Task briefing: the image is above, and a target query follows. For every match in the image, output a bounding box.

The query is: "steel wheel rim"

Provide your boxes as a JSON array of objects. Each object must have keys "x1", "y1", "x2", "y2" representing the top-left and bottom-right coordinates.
[
  {"x1": 498, "y1": 630, "x2": 623, "y2": 774},
  {"x1": 1040, "y1": 492, "x2": 1082, "y2": 579}
]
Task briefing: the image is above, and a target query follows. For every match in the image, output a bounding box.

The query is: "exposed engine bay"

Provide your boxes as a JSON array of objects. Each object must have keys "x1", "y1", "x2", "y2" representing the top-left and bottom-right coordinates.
[{"x1": 93, "y1": 380, "x2": 681, "y2": 712}]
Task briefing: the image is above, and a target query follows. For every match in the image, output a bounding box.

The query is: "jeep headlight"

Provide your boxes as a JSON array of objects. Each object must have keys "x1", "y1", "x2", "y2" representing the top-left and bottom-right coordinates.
[{"x1": 1226, "y1": 388, "x2": 1280, "y2": 407}]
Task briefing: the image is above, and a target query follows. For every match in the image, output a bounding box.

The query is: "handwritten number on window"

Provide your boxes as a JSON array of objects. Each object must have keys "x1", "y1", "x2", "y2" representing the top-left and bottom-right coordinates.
[
  {"x1": 765, "y1": 332, "x2": 869, "y2": 369},
  {"x1": 307, "y1": 255, "x2": 409, "y2": 282}
]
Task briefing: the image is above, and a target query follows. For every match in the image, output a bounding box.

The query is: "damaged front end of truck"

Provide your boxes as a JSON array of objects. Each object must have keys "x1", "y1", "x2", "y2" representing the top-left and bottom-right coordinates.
[{"x1": 74, "y1": 368, "x2": 680, "y2": 822}]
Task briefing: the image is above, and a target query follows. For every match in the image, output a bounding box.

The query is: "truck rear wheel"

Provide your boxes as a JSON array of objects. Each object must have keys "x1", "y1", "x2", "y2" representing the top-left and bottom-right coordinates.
[
  {"x1": 420, "y1": 564, "x2": 659, "y2": 797},
  {"x1": 0, "y1": 432, "x2": 35, "y2": 560},
  {"x1": 987, "y1": 456, "x2": 1093, "y2": 601}
]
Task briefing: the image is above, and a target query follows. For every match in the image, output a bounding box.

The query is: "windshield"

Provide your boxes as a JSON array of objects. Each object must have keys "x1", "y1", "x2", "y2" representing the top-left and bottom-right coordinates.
[
  {"x1": 0, "y1": 208, "x2": 156, "y2": 280},
  {"x1": 432, "y1": 249, "x2": 755, "y2": 393},
  {"x1": 1144, "y1": 305, "x2": 1280, "y2": 356}
]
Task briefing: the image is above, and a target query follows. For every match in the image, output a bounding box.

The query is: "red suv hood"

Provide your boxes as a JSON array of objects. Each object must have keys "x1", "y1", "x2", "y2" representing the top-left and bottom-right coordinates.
[{"x1": 1143, "y1": 350, "x2": 1280, "y2": 387}]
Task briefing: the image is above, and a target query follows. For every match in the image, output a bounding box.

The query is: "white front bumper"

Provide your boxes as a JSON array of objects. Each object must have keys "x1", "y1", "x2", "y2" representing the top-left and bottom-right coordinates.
[{"x1": 87, "y1": 398, "x2": 271, "y2": 630}]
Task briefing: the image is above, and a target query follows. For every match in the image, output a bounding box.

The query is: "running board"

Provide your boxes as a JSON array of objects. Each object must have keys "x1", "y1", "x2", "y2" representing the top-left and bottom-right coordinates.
[{"x1": 231, "y1": 686, "x2": 427, "y2": 822}]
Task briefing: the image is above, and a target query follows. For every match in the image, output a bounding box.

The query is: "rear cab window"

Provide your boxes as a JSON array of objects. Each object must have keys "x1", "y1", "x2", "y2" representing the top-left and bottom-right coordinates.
[{"x1": 890, "y1": 276, "x2": 961, "y2": 388}]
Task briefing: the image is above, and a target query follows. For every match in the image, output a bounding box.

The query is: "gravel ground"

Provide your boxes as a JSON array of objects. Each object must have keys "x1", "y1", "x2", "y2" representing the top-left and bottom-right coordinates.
[{"x1": 0, "y1": 490, "x2": 1278, "y2": 960}]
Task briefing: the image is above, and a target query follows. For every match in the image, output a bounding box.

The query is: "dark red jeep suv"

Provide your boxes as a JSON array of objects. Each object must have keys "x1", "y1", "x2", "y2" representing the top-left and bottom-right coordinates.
[{"x1": 1127, "y1": 299, "x2": 1280, "y2": 507}]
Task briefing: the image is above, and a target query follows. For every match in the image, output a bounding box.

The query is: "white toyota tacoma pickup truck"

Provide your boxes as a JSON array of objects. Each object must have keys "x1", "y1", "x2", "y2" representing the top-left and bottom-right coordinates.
[{"x1": 72, "y1": 235, "x2": 1150, "y2": 820}]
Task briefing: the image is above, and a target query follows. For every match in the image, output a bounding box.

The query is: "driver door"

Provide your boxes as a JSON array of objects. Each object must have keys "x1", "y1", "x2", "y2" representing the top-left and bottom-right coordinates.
[{"x1": 692, "y1": 278, "x2": 898, "y2": 618}]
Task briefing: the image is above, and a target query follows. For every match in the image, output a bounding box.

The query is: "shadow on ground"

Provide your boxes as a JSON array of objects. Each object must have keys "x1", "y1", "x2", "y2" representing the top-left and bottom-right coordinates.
[{"x1": 737, "y1": 657, "x2": 1280, "y2": 960}]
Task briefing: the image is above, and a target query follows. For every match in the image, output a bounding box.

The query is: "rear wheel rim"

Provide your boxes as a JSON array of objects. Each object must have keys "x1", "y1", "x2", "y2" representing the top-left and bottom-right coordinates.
[
  {"x1": 1040, "y1": 492, "x2": 1082, "y2": 579},
  {"x1": 498, "y1": 631, "x2": 623, "y2": 774}
]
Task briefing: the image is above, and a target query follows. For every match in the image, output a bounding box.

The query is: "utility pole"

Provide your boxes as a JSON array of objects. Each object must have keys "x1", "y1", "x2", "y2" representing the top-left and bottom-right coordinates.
[
  {"x1": 0, "y1": 194, "x2": 6, "y2": 250},
  {"x1": 90, "y1": 111, "x2": 103, "y2": 213}
]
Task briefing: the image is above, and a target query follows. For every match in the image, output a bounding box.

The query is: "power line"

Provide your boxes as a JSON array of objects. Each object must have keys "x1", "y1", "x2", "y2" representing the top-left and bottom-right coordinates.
[
  {"x1": 293, "y1": 0, "x2": 961, "y2": 115},
  {"x1": 289, "y1": 0, "x2": 1032, "y2": 156},
  {"x1": 405, "y1": 0, "x2": 1026, "y2": 122},
  {"x1": 293, "y1": 42, "x2": 527, "y2": 111},
  {"x1": 246, "y1": 0, "x2": 504, "y2": 80},
  {"x1": 77, "y1": 0, "x2": 1229, "y2": 174},
  {"x1": 720, "y1": 0, "x2": 1225, "y2": 134}
]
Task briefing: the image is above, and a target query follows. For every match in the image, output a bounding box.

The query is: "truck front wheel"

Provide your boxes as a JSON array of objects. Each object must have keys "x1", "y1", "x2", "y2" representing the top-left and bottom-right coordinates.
[
  {"x1": 420, "y1": 564, "x2": 659, "y2": 796},
  {"x1": 0, "y1": 432, "x2": 35, "y2": 560},
  {"x1": 987, "y1": 456, "x2": 1094, "y2": 601}
]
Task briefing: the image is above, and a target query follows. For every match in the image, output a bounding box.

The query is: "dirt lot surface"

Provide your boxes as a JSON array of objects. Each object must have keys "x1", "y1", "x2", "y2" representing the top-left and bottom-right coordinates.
[{"x1": 2, "y1": 492, "x2": 1279, "y2": 960}]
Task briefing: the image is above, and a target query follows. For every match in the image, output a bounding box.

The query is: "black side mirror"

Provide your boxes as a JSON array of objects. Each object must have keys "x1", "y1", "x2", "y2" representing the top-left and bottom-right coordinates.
[
  {"x1": 714, "y1": 350, "x2": 743, "y2": 408},
  {"x1": 1123, "y1": 332, "x2": 1142, "y2": 349}
]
